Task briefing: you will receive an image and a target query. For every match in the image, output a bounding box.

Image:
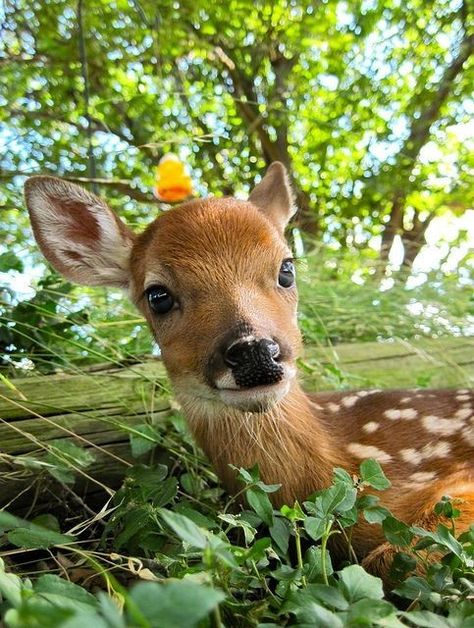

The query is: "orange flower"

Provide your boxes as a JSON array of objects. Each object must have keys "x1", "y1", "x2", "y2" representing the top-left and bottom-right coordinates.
[{"x1": 154, "y1": 153, "x2": 193, "y2": 202}]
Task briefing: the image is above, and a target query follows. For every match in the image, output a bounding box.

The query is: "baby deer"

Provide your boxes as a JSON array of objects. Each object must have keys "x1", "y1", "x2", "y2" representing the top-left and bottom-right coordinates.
[{"x1": 25, "y1": 163, "x2": 473, "y2": 581}]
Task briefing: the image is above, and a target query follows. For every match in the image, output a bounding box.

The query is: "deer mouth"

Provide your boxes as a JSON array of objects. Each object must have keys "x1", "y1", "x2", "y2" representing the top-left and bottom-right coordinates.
[{"x1": 214, "y1": 366, "x2": 295, "y2": 412}]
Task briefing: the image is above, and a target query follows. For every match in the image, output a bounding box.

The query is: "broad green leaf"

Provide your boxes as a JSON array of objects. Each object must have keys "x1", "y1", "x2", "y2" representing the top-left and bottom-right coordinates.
[
  {"x1": 0, "y1": 558, "x2": 26, "y2": 607},
  {"x1": 8, "y1": 527, "x2": 75, "y2": 550},
  {"x1": 411, "y1": 524, "x2": 464, "y2": 559},
  {"x1": 34, "y1": 574, "x2": 98, "y2": 609},
  {"x1": 0, "y1": 251, "x2": 24, "y2": 272},
  {"x1": 129, "y1": 581, "x2": 225, "y2": 628},
  {"x1": 383, "y1": 516, "x2": 414, "y2": 547},
  {"x1": 246, "y1": 487, "x2": 274, "y2": 526},
  {"x1": 305, "y1": 584, "x2": 349, "y2": 611},
  {"x1": 393, "y1": 576, "x2": 434, "y2": 601},
  {"x1": 130, "y1": 424, "x2": 160, "y2": 457},
  {"x1": 270, "y1": 516, "x2": 290, "y2": 554},
  {"x1": 283, "y1": 587, "x2": 345, "y2": 627},
  {"x1": 158, "y1": 509, "x2": 208, "y2": 549},
  {"x1": 338, "y1": 564, "x2": 384, "y2": 602},
  {"x1": 305, "y1": 546, "x2": 334, "y2": 581},
  {"x1": 348, "y1": 598, "x2": 404, "y2": 626},
  {"x1": 402, "y1": 610, "x2": 455, "y2": 627},
  {"x1": 304, "y1": 516, "x2": 326, "y2": 542},
  {"x1": 359, "y1": 459, "x2": 391, "y2": 490}
]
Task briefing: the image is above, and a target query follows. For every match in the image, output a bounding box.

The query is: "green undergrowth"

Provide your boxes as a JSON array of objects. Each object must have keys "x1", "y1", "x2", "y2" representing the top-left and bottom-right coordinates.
[
  {"x1": 1, "y1": 437, "x2": 473, "y2": 627},
  {"x1": 1, "y1": 248, "x2": 473, "y2": 375}
]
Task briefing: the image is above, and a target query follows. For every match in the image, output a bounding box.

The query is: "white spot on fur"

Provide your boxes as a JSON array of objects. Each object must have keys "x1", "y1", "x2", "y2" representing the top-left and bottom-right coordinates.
[
  {"x1": 400, "y1": 440, "x2": 451, "y2": 465},
  {"x1": 347, "y1": 443, "x2": 392, "y2": 464},
  {"x1": 384, "y1": 409, "x2": 401, "y2": 420},
  {"x1": 400, "y1": 448, "x2": 422, "y2": 465},
  {"x1": 362, "y1": 421, "x2": 380, "y2": 433},
  {"x1": 342, "y1": 395, "x2": 359, "y2": 408},
  {"x1": 455, "y1": 407, "x2": 472, "y2": 420},
  {"x1": 456, "y1": 394, "x2": 470, "y2": 402},
  {"x1": 384, "y1": 408, "x2": 417, "y2": 420},
  {"x1": 357, "y1": 391, "x2": 370, "y2": 398},
  {"x1": 410, "y1": 471, "x2": 437, "y2": 482},
  {"x1": 457, "y1": 389, "x2": 469, "y2": 394},
  {"x1": 422, "y1": 415, "x2": 464, "y2": 436},
  {"x1": 461, "y1": 418, "x2": 474, "y2": 446},
  {"x1": 401, "y1": 397, "x2": 413, "y2": 403},
  {"x1": 420, "y1": 441, "x2": 451, "y2": 459},
  {"x1": 327, "y1": 403, "x2": 340, "y2": 412}
]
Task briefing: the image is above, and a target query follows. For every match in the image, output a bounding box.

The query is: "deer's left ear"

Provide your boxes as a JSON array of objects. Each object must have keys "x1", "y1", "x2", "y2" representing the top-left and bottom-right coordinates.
[{"x1": 248, "y1": 162, "x2": 296, "y2": 234}]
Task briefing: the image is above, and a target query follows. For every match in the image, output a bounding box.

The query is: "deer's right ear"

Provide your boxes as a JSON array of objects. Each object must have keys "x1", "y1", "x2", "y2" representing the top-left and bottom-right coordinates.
[{"x1": 25, "y1": 176, "x2": 136, "y2": 288}]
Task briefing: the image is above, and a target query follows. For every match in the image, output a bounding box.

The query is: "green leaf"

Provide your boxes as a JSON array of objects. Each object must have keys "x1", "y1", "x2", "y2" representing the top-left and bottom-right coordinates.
[
  {"x1": 129, "y1": 581, "x2": 225, "y2": 628},
  {"x1": 403, "y1": 610, "x2": 454, "y2": 627},
  {"x1": 280, "y1": 502, "x2": 305, "y2": 522},
  {"x1": 348, "y1": 598, "x2": 404, "y2": 626},
  {"x1": 158, "y1": 509, "x2": 208, "y2": 549},
  {"x1": 270, "y1": 516, "x2": 290, "y2": 554},
  {"x1": 338, "y1": 564, "x2": 384, "y2": 602},
  {"x1": 304, "y1": 516, "x2": 326, "y2": 542},
  {"x1": 0, "y1": 558, "x2": 27, "y2": 607},
  {"x1": 31, "y1": 514, "x2": 61, "y2": 532},
  {"x1": 390, "y1": 552, "x2": 417, "y2": 581},
  {"x1": 411, "y1": 524, "x2": 464, "y2": 559},
  {"x1": 383, "y1": 516, "x2": 414, "y2": 547},
  {"x1": 130, "y1": 424, "x2": 160, "y2": 457},
  {"x1": 359, "y1": 459, "x2": 391, "y2": 490},
  {"x1": 34, "y1": 574, "x2": 98, "y2": 610},
  {"x1": 393, "y1": 576, "x2": 433, "y2": 601},
  {"x1": 305, "y1": 584, "x2": 349, "y2": 611},
  {"x1": 283, "y1": 587, "x2": 345, "y2": 627},
  {"x1": 0, "y1": 251, "x2": 24, "y2": 272},
  {"x1": 175, "y1": 504, "x2": 218, "y2": 530},
  {"x1": 0, "y1": 511, "x2": 23, "y2": 532},
  {"x1": 8, "y1": 527, "x2": 75, "y2": 549},
  {"x1": 45, "y1": 440, "x2": 96, "y2": 485},
  {"x1": 305, "y1": 546, "x2": 334, "y2": 581},
  {"x1": 363, "y1": 504, "x2": 391, "y2": 524},
  {"x1": 246, "y1": 487, "x2": 274, "y2": 526},
  {"x1": 219, "y1": 513, "x2": 256, "y2": 544}
]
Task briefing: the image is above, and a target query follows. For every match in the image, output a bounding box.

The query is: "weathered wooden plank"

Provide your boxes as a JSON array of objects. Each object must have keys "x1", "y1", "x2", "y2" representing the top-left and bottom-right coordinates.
[
  {"x1": 301, "y1": 337, "x2": 474, "y2": 389},
  {"x1": 1, "y1": 338, "x2": 472, "y2": 510},
  {"x1": 0, "y1": 361, "x2": 169, "y2": 420}
]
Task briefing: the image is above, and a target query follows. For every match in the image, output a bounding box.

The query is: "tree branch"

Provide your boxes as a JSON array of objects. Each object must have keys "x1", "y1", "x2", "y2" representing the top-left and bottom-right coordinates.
[{"x1": 0, "y1": 170, "x2": 161, "y2": 205}]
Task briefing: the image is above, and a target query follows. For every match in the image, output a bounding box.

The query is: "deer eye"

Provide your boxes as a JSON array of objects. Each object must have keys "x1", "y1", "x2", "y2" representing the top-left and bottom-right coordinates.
[
  {"x1": 146, "y1": 285, "x2": 175, "y2": 314},
  {"x1": 278, "y1": 259, "x2": 295, "y2": 288}
]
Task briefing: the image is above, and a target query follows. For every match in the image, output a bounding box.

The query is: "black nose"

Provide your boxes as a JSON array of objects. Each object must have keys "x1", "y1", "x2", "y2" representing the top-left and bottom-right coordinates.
[{"x1": 224, "y1": 338, "x2": 283, "y2": 388}]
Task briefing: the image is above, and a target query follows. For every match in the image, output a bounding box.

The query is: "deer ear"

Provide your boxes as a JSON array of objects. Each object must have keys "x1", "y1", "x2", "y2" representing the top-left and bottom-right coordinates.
[
  {"x1": 24, "y1": 176, "x2": 136, "y2": 288},
  {"x1": 248, "y1": 162, "x2": 296, "y2": 234}
]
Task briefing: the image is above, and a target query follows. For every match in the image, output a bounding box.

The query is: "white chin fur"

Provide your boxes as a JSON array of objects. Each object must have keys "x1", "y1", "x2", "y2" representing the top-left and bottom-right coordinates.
[{"x1": 217, "y1": 378, "x2": 292, "y2": 412}]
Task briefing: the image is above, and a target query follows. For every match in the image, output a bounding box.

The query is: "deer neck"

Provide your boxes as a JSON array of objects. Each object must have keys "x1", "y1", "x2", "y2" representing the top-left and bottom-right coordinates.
[{"x1": 180, "y1": 381, "x2": 340, "y2": 506}]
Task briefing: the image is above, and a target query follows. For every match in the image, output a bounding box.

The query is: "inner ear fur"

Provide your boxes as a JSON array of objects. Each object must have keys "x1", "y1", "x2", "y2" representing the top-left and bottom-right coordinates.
[
  {"x1": 248, "y1": 162, "x2": 296, "y2": 234},
  {"x1": 25, "y1": 176, "x2": 136, "y2": 288}
]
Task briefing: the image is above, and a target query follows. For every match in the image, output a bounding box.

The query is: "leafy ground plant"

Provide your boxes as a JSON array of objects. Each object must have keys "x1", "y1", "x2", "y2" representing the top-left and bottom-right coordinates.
[{"x1": 1, "y1": 459, "x2": 473, "y2": 627}]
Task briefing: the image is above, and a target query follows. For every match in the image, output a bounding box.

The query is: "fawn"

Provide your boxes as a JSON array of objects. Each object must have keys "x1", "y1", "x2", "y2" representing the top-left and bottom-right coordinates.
[{"x1": 25, "y1": 162, "x2": 473, "y2": 581}]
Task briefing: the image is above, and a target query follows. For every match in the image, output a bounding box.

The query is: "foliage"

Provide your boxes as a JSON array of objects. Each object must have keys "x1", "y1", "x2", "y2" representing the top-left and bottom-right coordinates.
[
  {"x1": 1, "y1": 457, "x2": 473, "y2": 627},
  {"x1": 1, "y1": 0, "x2": 473, "y2": 277},
  {"x1": 2, "y1": 245, "x2": 473, "y2": 375}
]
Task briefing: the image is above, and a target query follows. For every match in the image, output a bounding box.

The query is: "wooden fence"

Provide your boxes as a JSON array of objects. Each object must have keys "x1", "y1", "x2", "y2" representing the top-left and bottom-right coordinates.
[{"x1": 1, "y1": 337, "x2": 472, "y2": 509}]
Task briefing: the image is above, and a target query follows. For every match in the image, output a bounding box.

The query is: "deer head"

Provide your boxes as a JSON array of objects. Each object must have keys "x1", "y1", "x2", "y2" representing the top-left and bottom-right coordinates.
[{"x1": 25, "y1": 163, "x2": 302, "y2": 417}]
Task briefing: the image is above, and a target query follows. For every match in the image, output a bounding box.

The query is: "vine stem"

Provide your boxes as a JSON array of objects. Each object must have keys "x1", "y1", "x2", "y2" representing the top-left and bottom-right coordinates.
[{"x1": 294, "y1": 521, "x2": 307, "y2": 587}]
